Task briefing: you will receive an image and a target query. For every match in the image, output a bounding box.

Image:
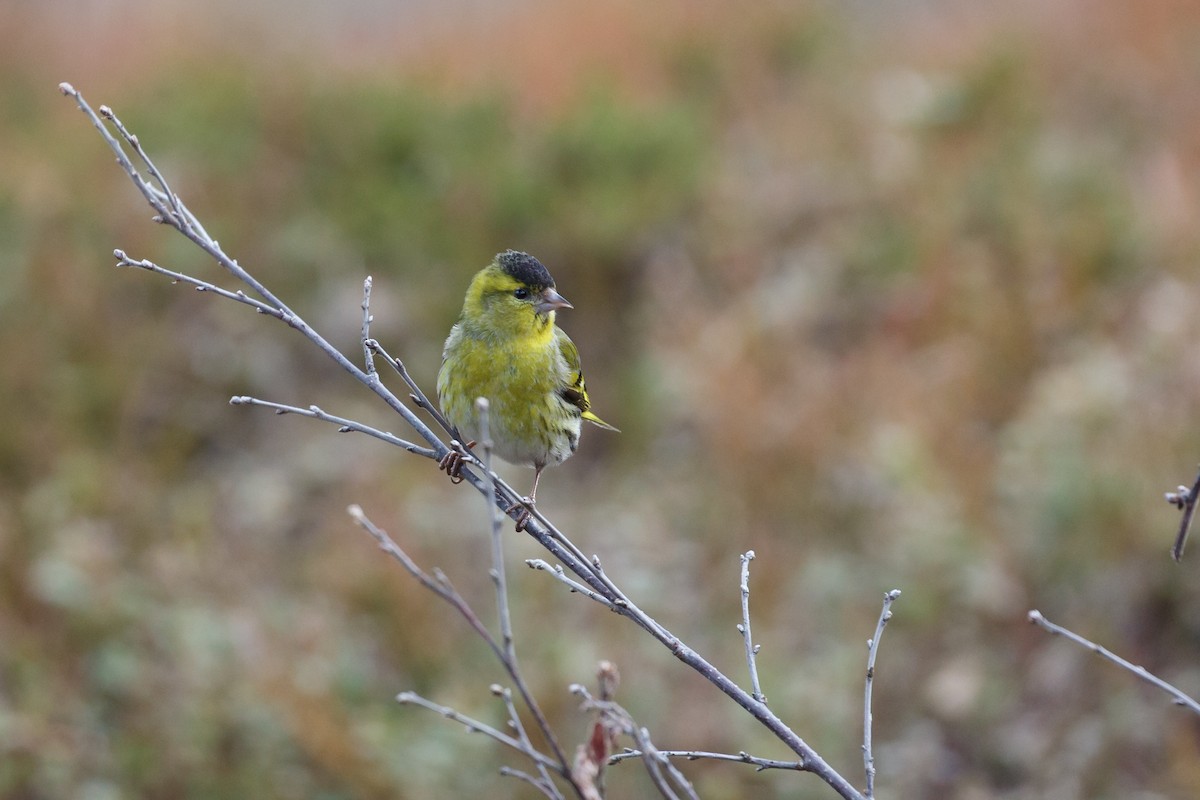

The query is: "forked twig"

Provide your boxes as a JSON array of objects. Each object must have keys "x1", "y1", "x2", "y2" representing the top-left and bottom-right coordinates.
[
  {"x1": 350, "y1": 505, "x2": 571, "y2": 794},
  {"x1": 396, "y1": 690, "x2": 561, "y2": 776},
  {"x1": 366, "y1": 337, "x2": 458, "y2": 438}
]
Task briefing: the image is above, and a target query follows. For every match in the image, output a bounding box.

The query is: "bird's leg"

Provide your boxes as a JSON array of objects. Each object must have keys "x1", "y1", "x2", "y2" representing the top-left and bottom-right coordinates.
[
  {"x1": 509, "y1": 465, "x2": 544, "y2": 532},
  {"x1": 438, "y1": 439, "x2": 477, "y2": 484}
]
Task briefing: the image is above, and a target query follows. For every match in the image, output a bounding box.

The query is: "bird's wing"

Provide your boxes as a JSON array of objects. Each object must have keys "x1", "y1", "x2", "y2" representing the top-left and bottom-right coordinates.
[{"x1": 556, "y1": 328, "x2": 620, "y2": 432}]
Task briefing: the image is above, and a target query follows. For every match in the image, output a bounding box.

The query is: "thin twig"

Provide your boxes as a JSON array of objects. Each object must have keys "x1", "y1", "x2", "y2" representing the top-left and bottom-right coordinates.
[
  {"x1": 737, "y1": 550, "x2": 766, "y2": 704},
  {"x1": 348, "y1": 506, "x2": 505, "y2": 655},
  {"x1": 103, "y1": 105, "x2": 192, "y2": 232},
  {"x1": 499, "y1": 766, "x2": 561, "y2": 799},
  {"x1": 349, "y1": 505, "x2": 578, "y2": 793},
  {"x1": 361, "y1": 276, "x2": 377, "y2": 376},
  {"x1": 1027, "y1": 610, "x2": 1200, "y2": 716},
  {"x1": 397, "y1": 690, "x2": 561, "y2": 774},
  {"x1": 366, "y1": 337, "x2": 457, "y2": 437},
  {"x1": 1166, "y1": 465, "x2": 1200, "y2": 562},
  {"x1": 59, "y1": 83, "x2": 176, "y2": 223},
  {"x1": 493, "y1": 684, "x2": 564, "y2": 800},
  {"x1": 525, "y1": 559, "x2": 616, "y2": 610},
  {"x1": 479, "y1": 398, "x2": 575, "y2": 792},
  {"x1": 115, "y1": 250, "x2": 282, "y2": 317},
  {"x1": 610, "y1": 749, "x2": 804, "y2": 772},
  {"x1": 548, "y1": 555, "x2": 857, "y2": 794},
  {"x1": 229, "y1": 396, "x2": 434, "y2": 458},
  {"x1": 863, "y1": 589, "x2": 900, "y2": 799},
  {"x1": 480, "y1": 398, "x2": 510, "y2": 655},
  {"x1": 631, "y1": 726, "x2": 691, "y2": 800}
]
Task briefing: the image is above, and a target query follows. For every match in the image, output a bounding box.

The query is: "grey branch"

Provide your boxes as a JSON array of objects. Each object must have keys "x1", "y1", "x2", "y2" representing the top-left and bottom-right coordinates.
[
  {"x1": 115, "y1": 250, "x2": 281, "y2": 317},
  {"x1": 361, "y1": 276, "x2": 377, "y2": 376},
  {"x1": 737, "y1": 550, "x2": 766, "y2": 704},
  {"x1": 230, "y1": 396, "x2": 434, "y2": 457},
  {"x1": 397, "y1": 691, "x2": 561, "y2": 774},
  {"x1": 1028, "y1": 610, "x2": 1200, "y2": 716},
  {"x1": 478, "y1": 398, "x2": 575, "y2": 790},
  {"x1": 365, "y1": 337, "x2": 457, "y2": 438},
  {"x1": 493, "y1": 684, "x2": 565, "y2": 800},
  {"x1": 525, "y1": 559, "x2": 616, "y2": 610},
  {"x1": 610, "y1": 749, "x2": 804, "y2": 772},
  {"x1": 499, "y1": 766, "x2": 562, "y2": 800},
  {"x1": 480, "y1": 399, "x2": 517, "y2": 659},
  {"x1": 863, "y1": 589, "x2": 901, "y2": 799},
  {"x1": 1165, "y1": 465, "x2": 1200, "y2": 561},
  {"x1": 348, "y1": 506, "x2": 503, "y2": 653},
  {"x1": 350, "y1": 505, "x2": 579, "y2": 794},
  {"x1": 353, "y1": 507, "x2": 576, "y2": 792}
]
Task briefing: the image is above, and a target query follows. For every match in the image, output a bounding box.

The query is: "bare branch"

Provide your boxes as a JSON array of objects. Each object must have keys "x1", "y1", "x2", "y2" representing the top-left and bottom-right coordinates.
[
  {"x1": 366, "y1": 337, "x2": 458, "y2": 438},
  {"x1": 499, "y1": 766, "x2": 562, "y2": 799},
  {"x1": 348, "y1": 505, "x2": 502, "y2": 652},
  {"x1": 492, "y1": 684, "x2": 565, "y2": 800},
  {"x1": 863, "y1": 589, "x2": 901, "y2": 799},
  {"x1": 630, "y1": 726, "x2": 696, "y2": 800},
  {"x1": 1165, "y1": 465, "x2": 1200, "y2": 561},
  {"x1": 350, "y1": 503, "x2": 581, "y2": 794},
  {"x1": 525, "y1": 559, "x2": 617, "y2": 610},
  {"x1": 361, "y1": 276, "x2": 377, "y2": 376},
  {"x1": 59, "y1": 83, "x2": 178, "y2": 225},
  {"x1": 231, "y1": 396, "x2": 435, "y2": 457},
  {"x1": 737, "y1": 550, "x2": 766, "y2": 704},
  {"x1": 102, "y1": 102, "x2": 192, "y2": 232},
  {"x1": 115, "y1": 250, "x2": 282, "y2": 317},
  {"x1": 397, "y1": 690, "x2": 562, "y2": 775},
  {"x1": 610, "y1": 749, "x2": 803, "y2": 772},
  {"x1": 478, "y1": 398, "x2": 576, "y2": 788},
  {"x1": 480, "y1": 398, "x2": 510, "y2": 654},
  {"x1": 1028, "y1": 609, "x2": 1200, "y2": 716}
]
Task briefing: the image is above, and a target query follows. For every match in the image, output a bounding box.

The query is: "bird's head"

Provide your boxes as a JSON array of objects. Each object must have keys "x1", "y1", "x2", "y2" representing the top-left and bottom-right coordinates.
[{"x1": 461, "y1": 250, "x2": 573, "y2": 337}]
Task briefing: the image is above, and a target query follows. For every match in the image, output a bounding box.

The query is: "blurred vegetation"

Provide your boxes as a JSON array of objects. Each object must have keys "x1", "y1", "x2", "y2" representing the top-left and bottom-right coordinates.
[{"x1": 4, "y1": 1, "x2": 1200, "y2": 798}]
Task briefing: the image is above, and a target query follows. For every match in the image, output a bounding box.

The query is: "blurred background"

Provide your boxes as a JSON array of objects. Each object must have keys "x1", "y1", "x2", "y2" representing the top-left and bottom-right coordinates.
[{"x1": 4, "y1": 0, "x2": 1200, "y2": 797}]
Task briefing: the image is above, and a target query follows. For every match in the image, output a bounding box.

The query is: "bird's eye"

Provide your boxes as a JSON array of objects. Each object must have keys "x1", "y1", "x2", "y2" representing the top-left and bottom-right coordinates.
[{"x1": 513, "y1": 288, "x2": 530, "y2": 300}]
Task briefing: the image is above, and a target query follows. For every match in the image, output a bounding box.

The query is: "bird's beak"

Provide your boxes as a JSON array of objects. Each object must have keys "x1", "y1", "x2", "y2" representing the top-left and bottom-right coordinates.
[{"x1": 535, "y1": 288, "x2": 573, "y2": 315}]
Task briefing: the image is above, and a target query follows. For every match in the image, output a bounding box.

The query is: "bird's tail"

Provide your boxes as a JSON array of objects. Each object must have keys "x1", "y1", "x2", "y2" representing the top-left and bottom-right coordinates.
[{"x1": 582, "y1": 410, "x2": 620, "y2": 432}]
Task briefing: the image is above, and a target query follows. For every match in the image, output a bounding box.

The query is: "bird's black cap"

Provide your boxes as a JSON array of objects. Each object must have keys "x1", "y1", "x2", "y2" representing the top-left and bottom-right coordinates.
[{"x1": 497, "y1": 250, "x2": 555, "y2": 289}]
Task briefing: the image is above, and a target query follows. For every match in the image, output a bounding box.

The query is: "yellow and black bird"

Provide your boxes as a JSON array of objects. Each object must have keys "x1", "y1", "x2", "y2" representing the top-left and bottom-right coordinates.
[{"x1": 437, "y1": 250, "x2": 618, "y2": 528}]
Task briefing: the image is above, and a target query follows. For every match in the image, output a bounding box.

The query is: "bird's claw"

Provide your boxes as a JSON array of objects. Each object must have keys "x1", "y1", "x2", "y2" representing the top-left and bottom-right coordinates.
[
  {"x1": 508, "y1": 496, "x2": 536, "y2": 532},
  {"x1": 438, "y1": 440, "x2": 477, "y2": 484}
]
